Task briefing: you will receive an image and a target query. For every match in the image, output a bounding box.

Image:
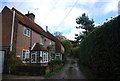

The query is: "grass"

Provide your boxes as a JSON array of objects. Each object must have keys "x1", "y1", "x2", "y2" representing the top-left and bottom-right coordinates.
[
  {"x1": 79, "y1": 64, "x2": 95, "y2": 79},
  {"x1": 43, "y1": 65, "x2": 63, "y2": 78}
]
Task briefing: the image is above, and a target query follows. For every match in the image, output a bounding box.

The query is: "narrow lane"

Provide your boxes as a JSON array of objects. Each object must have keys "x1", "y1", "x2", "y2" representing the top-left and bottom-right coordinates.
[{"x1": 48, "y1": 57, "x2": 86, "y2": 79}]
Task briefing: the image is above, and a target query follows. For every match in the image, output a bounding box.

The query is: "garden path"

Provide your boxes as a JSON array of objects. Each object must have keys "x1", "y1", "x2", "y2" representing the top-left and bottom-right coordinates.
[{"x1": 47, "y1": 57, "x2": 86, "y2": 79}]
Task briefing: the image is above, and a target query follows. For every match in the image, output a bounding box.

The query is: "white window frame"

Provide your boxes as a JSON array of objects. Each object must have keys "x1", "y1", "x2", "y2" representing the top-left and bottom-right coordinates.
[
  {"x1": 31, "y1": 51, "x2": 48, "y2": 63},
  {"x1": 40, "y1": 36, "x2": 44, "y2": 45},
  {"x1": 49, "y1": 40, "x2": 52, "y2": 45},
  {"x1": 22, "y1": 49, "x2": 30, "y2": 63},
  {"x1": 23, "y1": 27, "x2": 31, "y2": 37},
  {"x1": 31, "y1": 52, "x2": 37, "y2": 63},
  {"x1": 36, "y1": 51, "x2": 41, "y2": 63},
  {"x1": 41, "y1": 52, "x2": 48, "y2": 63}
]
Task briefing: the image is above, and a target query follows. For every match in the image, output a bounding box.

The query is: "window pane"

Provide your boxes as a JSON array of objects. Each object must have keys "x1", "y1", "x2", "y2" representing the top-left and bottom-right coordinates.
[
  {"x1": 27, "y1": 29, "x2": 30, "y2": 36},
  {"x1": 24, "y1": 27, "x2": 30, "y2": 37},
  {"x1": 22, "y1": 50, "x2": 30, "y2": 62},
  {"x1": 24, "y1": 27, "x2": 27, "y2": 35},
  {"x1": 31, "y1": 53, "x2": 36, "y2": 62},
  {"x1": 37, "y1": 52, "x2": 41, "y2": 62},
  {"x1": 26, "y1": 53, "x2": 29, "y2": 58},
  {"x1": 22, "y1": 54, "x2": 25, "y2": 61}
]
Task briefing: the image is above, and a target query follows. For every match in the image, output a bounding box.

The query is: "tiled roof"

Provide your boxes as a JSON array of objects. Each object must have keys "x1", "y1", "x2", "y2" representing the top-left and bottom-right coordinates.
[
  {"x1": 46, "y1": 32, "x2": 62, "y2": 53},
  {"x1": 31, "y1": 43, "x2": 48, "y2": 51},
  {"x1": 46, "y1": 32, "x2": 59, "y2": 42},
  {"x1": 11, "y1": 7, "x2": 54, "y2": 40}
]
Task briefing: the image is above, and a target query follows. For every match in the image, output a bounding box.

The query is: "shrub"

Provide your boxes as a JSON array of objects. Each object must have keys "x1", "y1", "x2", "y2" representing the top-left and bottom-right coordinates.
[
  {"x1": 78, "y1": 15, "x2": 120, "y2": 79},
  {"x1": 51, "y1": 58, "x2": 62, "y2": 64},
  {"x1": 25, "y1": 58, "x2": 31, "y2": 63},
  {"x1": 4, "y1": 51, "x2": 22, "y2": 74},
  {"x1": 72, "y1": 46, "x2": 79, "y2": 58}
]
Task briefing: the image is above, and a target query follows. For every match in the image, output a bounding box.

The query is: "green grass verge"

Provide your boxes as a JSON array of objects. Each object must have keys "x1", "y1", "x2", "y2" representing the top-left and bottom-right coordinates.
[
  {"x1": 43, "y1": 66, "x2": 63, "y2": 78},
  {"x1": 79, "y1": 64, "x2": 95, "y2": 79}
]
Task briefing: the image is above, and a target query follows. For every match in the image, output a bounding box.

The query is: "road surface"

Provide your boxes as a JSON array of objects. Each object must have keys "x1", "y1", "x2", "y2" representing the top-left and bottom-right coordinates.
[{"x1": 47, "y1": 57, "x2": 86, "y2": 79}]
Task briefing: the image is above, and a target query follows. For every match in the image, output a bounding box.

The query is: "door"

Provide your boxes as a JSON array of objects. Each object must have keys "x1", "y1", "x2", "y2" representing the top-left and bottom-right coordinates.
[{"x1": 0, "y1": 51, "x2": 5, "y2": 73}]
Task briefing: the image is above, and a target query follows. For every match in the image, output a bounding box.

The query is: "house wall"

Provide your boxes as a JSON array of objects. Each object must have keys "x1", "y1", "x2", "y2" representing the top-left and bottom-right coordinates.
[
  {"x1": 44, "y1": 38, "x2": 55, "y2": 48},
  {"x1": 16, "y1": 23, "x2": 30, "y2": 58},
  {"x1": 31, "y1": 31, "x2": 41, "y2": 46},
  {"x1": 61, "y1": 44, "x2": 65, "y2": 53},
  {"x1": 44, "y1": 38, "x2": 49, "y2": 48},
  {"x1": 2, "y1": 7, "x2": 13, "y2": 47},
  {"x1": 55, "y1": 41, "x2": 61, "y2": 53},
  {"x1": 15, "y1": 23, "x2": 56, "y2": 59},
  {"x1": 31, "y1": 31, "x2": 55, "y2": 49},
  {"x1": 0, "y1": 13, "x2": 2, "y2": 47}
]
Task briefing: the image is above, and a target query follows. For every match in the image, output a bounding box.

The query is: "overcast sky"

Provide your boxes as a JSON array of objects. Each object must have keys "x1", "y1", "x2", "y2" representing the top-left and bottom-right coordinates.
[{"x1": 0, "y1": 0, "x2": 119, "y2": 40}]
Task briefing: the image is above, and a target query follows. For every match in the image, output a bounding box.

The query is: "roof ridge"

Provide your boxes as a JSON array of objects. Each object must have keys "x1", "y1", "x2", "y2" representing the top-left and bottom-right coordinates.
[
  {"x1": 12, "y1": 7, "x2": 45, "y2": 32},
  {"x1": 11, "y1": 7, "x2": 49, "y2": 37}
]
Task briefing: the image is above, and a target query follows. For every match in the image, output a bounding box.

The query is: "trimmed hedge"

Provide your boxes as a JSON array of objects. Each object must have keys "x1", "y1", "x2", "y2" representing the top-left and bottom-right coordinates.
[{"x1": 78, "y1": 15, "x2": 120, "y2": 79}]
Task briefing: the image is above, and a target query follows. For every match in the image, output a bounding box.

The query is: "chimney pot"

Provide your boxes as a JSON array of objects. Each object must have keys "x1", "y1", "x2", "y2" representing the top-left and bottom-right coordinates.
[
  {"x1": 46, "y1": 26, "x2": 48, "y2": 32},
  {"x1": 25, "y1": 12, "x2": 35, "y2": 22}
]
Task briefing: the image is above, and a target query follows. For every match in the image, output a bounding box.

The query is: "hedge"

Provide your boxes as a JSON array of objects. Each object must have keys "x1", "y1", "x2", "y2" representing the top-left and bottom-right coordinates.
[{"x1": 78, "y1": 15, "x2": 120, "y2": 79}]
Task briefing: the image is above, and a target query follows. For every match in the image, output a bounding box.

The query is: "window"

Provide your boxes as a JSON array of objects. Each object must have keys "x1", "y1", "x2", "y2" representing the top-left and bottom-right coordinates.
[
  {"x1": 22, "y1": 49, "x2": 30, "y2": 63},
  {"x1": 24, "y1": 27, "x2": 31, "y2": 37},
  {"x1": 31, "y1": 51, "x2": 42, "y2": 63},
  {"x1": 40, "y1": 36, "x2": 44, "y2": 45},
  {"x1": 42, "y1": 52, "x2": 48, "y2": 62},
  {"x1": 31, "y1": 52, "x2": 36, "y2": 63},
  {"x1": 41, "y1": 52, "x2": 48, "y2": 63},
  {"x1": 49, "y1": 40, "x2": 52, "y2": 45},
  {"x1": 37, "y1": 51, "x2": 41, "y2": 62},
  {"x1": 31, "y1": 51, "x2": 48, "y2": 63}
]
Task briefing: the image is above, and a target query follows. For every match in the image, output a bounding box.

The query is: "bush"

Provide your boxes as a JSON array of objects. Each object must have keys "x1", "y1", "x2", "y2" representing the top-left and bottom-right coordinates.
[
  {"x1": 51, "y1": 58, "x2": 62, "y2": 64},
  {"x1": 72, "y1": 46, "x2": 79, "y2": 58},
  {"x1": 43, "y1": 65, "x2": 63, "y2": 78},
  {"x1": 25, "y1": 58, "x2": 31, "y2": 63},
  {"x1": 78, "y1": 15, "x2": 120, "y2": 79},
  {"x1": 4, "y1": 51, "x2": 22, "y2": 74}
]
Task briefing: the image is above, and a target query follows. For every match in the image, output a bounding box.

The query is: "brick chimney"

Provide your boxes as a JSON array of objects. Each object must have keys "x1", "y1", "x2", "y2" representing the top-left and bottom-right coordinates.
[
  {"x1": 25, "y1": 11, "x2": 35, "y2": 22},
  {"x1": 46, "y1": 26, "x2": 48, "y2": 32}
]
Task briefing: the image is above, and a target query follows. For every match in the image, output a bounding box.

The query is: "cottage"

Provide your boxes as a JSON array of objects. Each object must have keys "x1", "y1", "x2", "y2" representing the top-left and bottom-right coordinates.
[{"x1": 0, "y1": 6, "x2": 65, "y2": 73}]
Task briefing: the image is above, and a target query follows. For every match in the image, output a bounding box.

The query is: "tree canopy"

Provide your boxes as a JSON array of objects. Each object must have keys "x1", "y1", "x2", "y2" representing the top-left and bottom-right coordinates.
[
  {"x1": 62, "y1": 40, "x2": 73, "y2": 55},
  {"x1": 75, "y1": 13, "x2": 95, "y2": 41},
  {"x1": 53, "y1": 31, "x2": 67, "y2": 41}
]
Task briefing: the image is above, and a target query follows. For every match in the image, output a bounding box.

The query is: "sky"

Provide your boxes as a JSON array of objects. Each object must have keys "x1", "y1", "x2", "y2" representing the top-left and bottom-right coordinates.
[{"x1": 0, "y1": 0, "x2": 119, "y2": 40}]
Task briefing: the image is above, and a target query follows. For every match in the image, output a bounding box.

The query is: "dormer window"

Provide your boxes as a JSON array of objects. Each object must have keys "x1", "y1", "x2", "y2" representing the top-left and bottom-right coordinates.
[{"x1": 24, "y1": 27, "x2": 31, "y2": 37}]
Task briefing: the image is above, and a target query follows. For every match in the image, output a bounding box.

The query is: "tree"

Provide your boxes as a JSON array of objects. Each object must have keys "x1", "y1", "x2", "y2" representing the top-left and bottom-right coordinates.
[
  {"x1": 53, "y1": 31, "x2": 67, "y2": 41},
  {"x1": 56, "y1": 35, "x2": 67, "y2": 41},
  {"x1": 53, "y1": 31, "x2": 62, "y2": 36},
  {"x1": 75, "y1": 13, "x2": 95, "y2": 41},
  {"x1": 62, "y1": 40, "x2": 73, "y2": 55}
]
